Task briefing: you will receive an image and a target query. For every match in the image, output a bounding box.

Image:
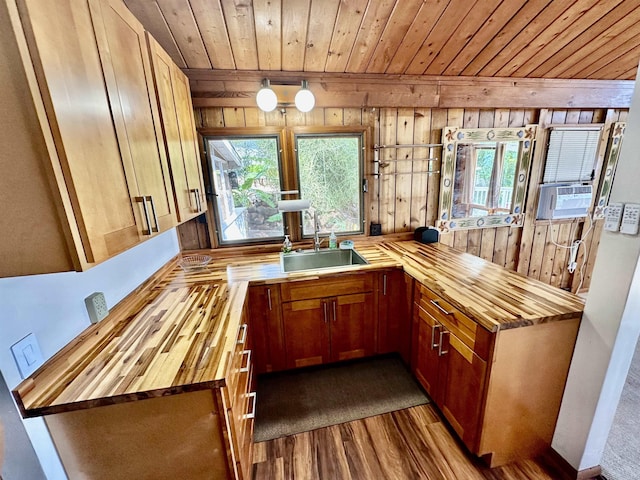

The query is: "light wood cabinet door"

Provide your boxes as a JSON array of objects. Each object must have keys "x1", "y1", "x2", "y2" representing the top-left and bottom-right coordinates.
[
  {"x1": 282, "y1": 298, "x2": 331, "y2": 369},
  {"x1": 89, "y1": 0, "x2": 176, "y2": 237},
  {"x1": 411, "y1": 303, "x2": 441, "y2": 400},
  {"x1": 329, "y1": 293, "x2": 375, "y2": 362},
  {"x1": 147, "y1": 34, "x2": 206, "y2": 223},
  {"x1": 14, "y1": 0, "x2": 143, "y2": 266},
  {"x1": 438, "y1": 332, "x2": 487, "y2": 452},
  {"x1": 247, "y1": 285, "x2": 286, "y2": 373},
  {"x1": 411, "y1": 284, "x2": 489, "y2": 453}
]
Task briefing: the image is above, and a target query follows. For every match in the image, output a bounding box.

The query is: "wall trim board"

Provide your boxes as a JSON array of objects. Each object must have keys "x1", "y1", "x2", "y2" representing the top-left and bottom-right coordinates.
[
  {"x1": 540, "y1": 447, "x2": 603, "y2": 480},
  {"x1": 184, "y1": 70, "x2": 634, "y2": 109}
]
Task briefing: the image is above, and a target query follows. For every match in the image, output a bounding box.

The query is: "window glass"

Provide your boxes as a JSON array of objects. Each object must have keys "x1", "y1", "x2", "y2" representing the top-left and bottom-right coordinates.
[
  {"x1": 295, "y1": 134, "x2": 364, "y2": 236},
  {"x1": 453, "y1": 141, "x2": 519, "y2": 218},
  {"x1": 205, "y1": 136, "x2": 284, "y2": 243}
]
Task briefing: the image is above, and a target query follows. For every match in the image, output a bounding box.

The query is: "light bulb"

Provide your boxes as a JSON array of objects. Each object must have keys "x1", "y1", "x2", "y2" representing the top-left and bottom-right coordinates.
[
  {"x1": 295, "y1": 81, "x2": 315, "y2": 112},
  {"x1": 256, "y1": 79, "x2": 277, "y2": 112}
]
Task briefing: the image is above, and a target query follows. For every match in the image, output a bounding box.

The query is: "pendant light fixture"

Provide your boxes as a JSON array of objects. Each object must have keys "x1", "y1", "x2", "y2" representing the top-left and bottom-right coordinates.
[
  {"x1": 294, "y1": 80, "x2": 315, "y2": 112},
  {"x1": 256, "y1": 79, "x2": 278, "y2": 112}
]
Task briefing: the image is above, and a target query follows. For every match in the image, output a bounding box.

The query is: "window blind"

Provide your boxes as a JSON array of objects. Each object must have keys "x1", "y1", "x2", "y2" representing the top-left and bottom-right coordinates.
[{"x1": 543, "y1": 128, "x2": 601, "y2": 183}]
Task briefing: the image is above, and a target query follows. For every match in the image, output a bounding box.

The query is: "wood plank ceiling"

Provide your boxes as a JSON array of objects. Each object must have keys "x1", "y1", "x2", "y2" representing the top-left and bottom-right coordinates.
[{"x1": 125, "y1": 0, "x2": 640, "y2": 81}]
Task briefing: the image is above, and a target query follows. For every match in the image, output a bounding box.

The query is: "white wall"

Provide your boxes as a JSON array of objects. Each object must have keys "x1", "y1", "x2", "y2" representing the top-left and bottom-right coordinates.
[
  {"x1": 0, "y1": 229, "x2": 180, "y2": 480},
  {"x1": 552, "y1": 71, "x2": 640, "y2": 470}
]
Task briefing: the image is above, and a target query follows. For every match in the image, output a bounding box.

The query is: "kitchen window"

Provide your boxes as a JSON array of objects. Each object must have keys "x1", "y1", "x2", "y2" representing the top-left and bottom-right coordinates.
[
  {"x1": 205, "y1": 133, "x2": 285, "y2": 244},
  {"x1": 203, "y1": 127, "x2": 365, "y2": 246},
  {"x1": 295, "y1": 132, "x2": 364, "y2": 238}
]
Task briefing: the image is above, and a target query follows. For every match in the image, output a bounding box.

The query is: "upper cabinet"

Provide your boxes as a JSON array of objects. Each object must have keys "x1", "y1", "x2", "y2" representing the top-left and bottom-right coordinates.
[
  {"x1": 1, "y1": 0, "x2": 202, "y2": 277},
  {"x1": 88, "y1": 0, "x2": 176, "y2": 234},
  {"x1": 147, "y1": 34, "x2": 206, "y2": 222}
]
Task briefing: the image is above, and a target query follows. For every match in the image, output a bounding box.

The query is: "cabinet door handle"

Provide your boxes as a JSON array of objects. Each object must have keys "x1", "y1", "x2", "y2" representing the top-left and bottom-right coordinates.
[
  {"x1": 438, "y1": 330, "x2": 450, "y2": 356},
  {"x1": 242, "y1": 392, "x2": 257, "y2": 420},
  {"x1": 147, "y1": 195, "x2": 159, "y2": 233},
  {"x1": 431, "y1": 324, "x2": 442, "y2": 350},
  {"x1": 383, "y1": 274, "x2": 387, "y2": 296},
  {"x1": 197, "y1": 188, "x2": 202, "y2": 211},
  {"x1": 430, "y1": 299, "x2": 453, "y2": 316},
  {"x1": 236, "y1": 324, "x2": 248, "y2": 345},
  {"x1": 323, "y1": 300, "x2": 328, "y2": 324},
  {"x1": 267, "y1": 288, "x2": 272, "y2": 310},
  {"x1": 135, "y1": 196, "x2": 152, "y2": 235},
  {"x1": 191, "y1": 188, "x2": 200, "y2": 212},
  {"x1": 239, "y1": 350, "x2": 251, "y2": 373},
  {"x1": 332, "y1": 300, "x2": 337, "y2": 322}
]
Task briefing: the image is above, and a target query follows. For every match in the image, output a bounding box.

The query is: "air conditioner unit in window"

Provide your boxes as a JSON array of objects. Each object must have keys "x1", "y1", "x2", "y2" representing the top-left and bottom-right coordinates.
[{"x1": 536, "y1": 183, "x2": 593, "y2": 220}]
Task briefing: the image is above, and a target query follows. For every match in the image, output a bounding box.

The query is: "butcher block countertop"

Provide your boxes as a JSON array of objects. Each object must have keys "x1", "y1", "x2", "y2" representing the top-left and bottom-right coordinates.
[
  {"x1": 381, "y1": 241, "x2": 585, "y2": 332},
  {"x1": 13, "y1": 240, "x2": 583, "y2": 418}
]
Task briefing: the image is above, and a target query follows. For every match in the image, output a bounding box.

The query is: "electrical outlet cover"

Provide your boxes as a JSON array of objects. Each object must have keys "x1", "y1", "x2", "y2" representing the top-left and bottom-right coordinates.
[
  {"x1": 11, "y1": 333, "x2": 44, "y2": 379},
  {"x1": 85, "y1": 292, "x2": 109, "y2": 324}
]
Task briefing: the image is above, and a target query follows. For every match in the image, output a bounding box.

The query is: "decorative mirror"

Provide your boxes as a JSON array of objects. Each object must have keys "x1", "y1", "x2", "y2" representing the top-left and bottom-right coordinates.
[{"x1": 437, "y1": 125, "x2": 537, "y2": 231}]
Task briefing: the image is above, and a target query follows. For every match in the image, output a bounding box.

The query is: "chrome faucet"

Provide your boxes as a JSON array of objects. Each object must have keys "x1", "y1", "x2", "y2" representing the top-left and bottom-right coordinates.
[{"x1": 313, "y1": 210, "x2": 324, "y2": 252}]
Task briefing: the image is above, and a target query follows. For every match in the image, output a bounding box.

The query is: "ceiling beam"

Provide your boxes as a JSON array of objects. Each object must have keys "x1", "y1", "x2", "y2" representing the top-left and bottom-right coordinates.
[{"x1": 185, "y1": 70, "x2": 635, "y2": 109}]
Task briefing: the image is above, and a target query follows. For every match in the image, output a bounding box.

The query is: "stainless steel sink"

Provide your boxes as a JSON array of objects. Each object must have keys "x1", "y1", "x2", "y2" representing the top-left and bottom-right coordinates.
[{"x1": 280, "y1": 248, "x2": 369, "y2": 272}]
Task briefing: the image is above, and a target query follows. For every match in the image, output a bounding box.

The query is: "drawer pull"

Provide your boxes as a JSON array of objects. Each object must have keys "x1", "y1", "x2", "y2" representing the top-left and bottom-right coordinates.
[
  {"x1": 431, "y1": 324, "x2": 442, "y2": 349},
  {"x1": 430, "y1": 299, "x2": 453, "y2": 316},
  {"x1": 243, "y1": 392, "x2": 257, "y2": 420},
  {"x1": 438, "y1": 330, "x2": 450, "y2": 356},
  {"x1": 236, "y1": 324, "x2": 248, "y2": 345},
  {"x1": 191, "y1": 188, "x2": 200, "y2": 212},
  {"x1": 239, "y1": 350, "x2": 251, "y2": 373}
]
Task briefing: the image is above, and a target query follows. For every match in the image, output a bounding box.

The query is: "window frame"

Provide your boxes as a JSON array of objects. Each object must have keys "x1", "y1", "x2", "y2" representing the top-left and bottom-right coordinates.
[
  {"x1": 291, "y1": 128, "x2": 366, "y2": 239},
  {"x1": 202, "y1": 127, "x2": 290, "y2": 247},
  {"x1": 200, "y1": 126, "x2": 368, "y2": 247}
]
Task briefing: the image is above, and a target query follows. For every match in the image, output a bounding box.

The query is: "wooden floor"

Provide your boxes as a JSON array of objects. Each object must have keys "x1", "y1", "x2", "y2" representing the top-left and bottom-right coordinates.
[{"x1": 252, "y1": 403, "x2": 571, "y2": 480}]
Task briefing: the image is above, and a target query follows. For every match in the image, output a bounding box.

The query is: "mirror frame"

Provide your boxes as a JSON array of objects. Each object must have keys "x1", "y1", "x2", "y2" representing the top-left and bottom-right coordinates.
[
  {"x1": 437, "y1": 125, "x2": 537, "y2": 232},
  {"x1": 594, "y1": 122, "x2": 626, "y2": 219}
]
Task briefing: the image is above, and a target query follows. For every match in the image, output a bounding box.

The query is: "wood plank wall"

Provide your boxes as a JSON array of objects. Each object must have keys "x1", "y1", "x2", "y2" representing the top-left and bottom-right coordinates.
[{"x1": 191, "y1": 106, "x2": 628, "y2": 293}]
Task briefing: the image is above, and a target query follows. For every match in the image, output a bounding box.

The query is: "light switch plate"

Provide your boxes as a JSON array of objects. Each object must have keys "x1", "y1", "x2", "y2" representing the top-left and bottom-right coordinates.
[{"x1": 11, "y1": 333, "x2": 44, "y2": 379}]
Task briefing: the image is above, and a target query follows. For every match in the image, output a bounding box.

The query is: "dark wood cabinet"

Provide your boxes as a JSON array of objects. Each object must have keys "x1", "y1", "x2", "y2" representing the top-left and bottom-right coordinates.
[
  {"x1": 377, "y1": 269, "x2": 412, "y2": 364},
  {"x1": 282, "y1": 292, "x2": 375, "y2": 369},
  {"x1": 328, "y1": 292, "x2": 375, "y2": 362},
  {"x1": 247, "y1": 285, "x2": 285, "y2": 374},
  {"x1": 282, "y1": 297, "x2": 331, "y2": 368},
  {"x1": 280, "y1": 273, "x2": 376, "y2": 370}
]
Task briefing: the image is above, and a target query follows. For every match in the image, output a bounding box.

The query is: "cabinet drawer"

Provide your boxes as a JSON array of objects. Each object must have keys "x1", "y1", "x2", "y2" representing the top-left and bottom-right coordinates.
[
  {"x1": 280, "y1": 273, "x2": 373, "y2": 302},
  {"x1": 229, "y1": 367, "x2": 255, "y2": 480},
  {"x1": 416, "y1": 284, "x2": 492, "y2": 360},
  {"x1": 227, "y1": 323, "x2": 250, "y2": 402}
]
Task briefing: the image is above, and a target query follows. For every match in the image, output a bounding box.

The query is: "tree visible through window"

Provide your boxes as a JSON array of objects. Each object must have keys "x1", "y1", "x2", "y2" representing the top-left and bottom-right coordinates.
[{"x1": 296, "y1": 134, "x2": 363, "y2": 236}]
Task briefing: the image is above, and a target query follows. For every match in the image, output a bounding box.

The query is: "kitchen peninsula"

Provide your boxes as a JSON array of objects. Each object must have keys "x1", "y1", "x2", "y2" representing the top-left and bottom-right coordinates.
[{"x1": 13, "y1": 240, "x2": 584, "y2": 479}]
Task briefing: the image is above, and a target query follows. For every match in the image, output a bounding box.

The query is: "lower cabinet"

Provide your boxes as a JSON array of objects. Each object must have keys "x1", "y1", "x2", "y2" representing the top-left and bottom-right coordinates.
[
  {"x1": 377, "y1": 269, "x2": 413, "y2": 363},
  {"x1": 282, "y1": 292, "x2": 375, "y2": 368},
  {"x1": 411, "y1": 281, "x2": 581, "y2": 467},
  {"x1": 280, "y1": 273, "x2": 375, "y2": 369},
  {"x1": 247, "y1": 284, "x2": 286, "y2": 373},
  {"x1": 44, "y1": 321, "x2": 255, "y2": 480},
  {"x1": 412, "y1": 295, "x2": 488, "y2": 450}
]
